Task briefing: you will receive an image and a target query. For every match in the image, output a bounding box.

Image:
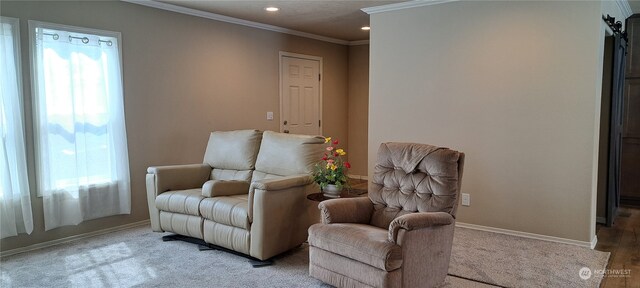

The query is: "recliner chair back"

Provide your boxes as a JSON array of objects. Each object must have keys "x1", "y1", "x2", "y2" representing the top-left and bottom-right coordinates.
[
  {"x1": 252, "y1": 131, "x2": 326, "y2": 181},
  {"x1": 369, "y1": 142, "x2": 465, "y2": 229},
  {"x1": 202, "y1": 130, "x2": 263, "y2": 182}
]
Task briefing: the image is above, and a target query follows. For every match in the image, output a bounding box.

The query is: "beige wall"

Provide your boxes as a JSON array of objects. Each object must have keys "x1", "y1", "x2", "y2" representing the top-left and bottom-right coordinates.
[
  {"x1": 369, "y1": 1, "x2": 609, "y2": 243},
  {"x1": 347, "y1": 44, "x2": 369, "y2": 177},
  {"x1": 1, "y1": 0, "x2": 348, "y2": 251}
]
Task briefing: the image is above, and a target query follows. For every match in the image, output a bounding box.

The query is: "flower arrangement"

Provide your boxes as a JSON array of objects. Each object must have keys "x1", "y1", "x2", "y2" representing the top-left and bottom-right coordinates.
[{"x1": 313, "y1": 137, "x2": 351, "y2": 190}]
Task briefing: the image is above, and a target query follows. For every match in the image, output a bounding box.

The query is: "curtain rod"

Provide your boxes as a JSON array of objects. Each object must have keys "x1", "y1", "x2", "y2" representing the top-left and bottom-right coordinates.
[
  {"x1": 42, "y1": 32, "x2": 113, "y2": 46},
  {"x1": 603, "y1": 14, "x2": 628, "y2": 41}
]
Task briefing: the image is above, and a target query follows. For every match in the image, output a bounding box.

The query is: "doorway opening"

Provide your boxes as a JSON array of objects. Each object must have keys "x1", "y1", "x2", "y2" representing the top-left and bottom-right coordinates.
[
  {"x1": 597, "y1": 19, "x2": 627, "y2": 227},
  {"x1": 597, "y1": 35, "x2": 615, "y2": 225}
]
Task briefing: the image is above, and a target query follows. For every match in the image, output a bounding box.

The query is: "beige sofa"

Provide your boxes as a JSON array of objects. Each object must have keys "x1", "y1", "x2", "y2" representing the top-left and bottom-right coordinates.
[{"x1": 146, "y1": 130, "x2": 325, "y2": 262}]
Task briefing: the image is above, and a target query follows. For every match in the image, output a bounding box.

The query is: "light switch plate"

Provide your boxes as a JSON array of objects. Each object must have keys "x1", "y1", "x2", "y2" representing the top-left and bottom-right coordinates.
[
  {"x1": 266, "y1": 112, "x2": 273, "y2": 120},
  {"x1": 461, "y1": 193, "x2": 470, "y2": 206}
]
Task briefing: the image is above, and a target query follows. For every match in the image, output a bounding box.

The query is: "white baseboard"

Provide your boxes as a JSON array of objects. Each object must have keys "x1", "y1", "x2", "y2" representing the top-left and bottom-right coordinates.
[
  {"x1": 348, "y1": 174, "x2": 368, "y2": 181},
  {"x1": 456, "y1": 222, "x2": 598, "y2": 249},
  {"x1": 0, "y1": 219, "x2": 150, "y2": 258}
]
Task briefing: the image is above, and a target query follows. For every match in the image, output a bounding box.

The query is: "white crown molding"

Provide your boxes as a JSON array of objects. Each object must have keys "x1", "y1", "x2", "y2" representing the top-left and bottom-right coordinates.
[
  {"x1": 349, "y1": 40, "x2": 369, "y2": 46},
  {"x1": 456, "y1": 222, "x2": 597, "y2": 249},
  {"x1": 122, "y1": 0, "x2": 350, "y2": 45},
  {"x1": 362, "y1": 0, "x2": 458, "y2": 14},
  {"x1": 615, "y1": 0, "x2": 633, "y2": 18}
]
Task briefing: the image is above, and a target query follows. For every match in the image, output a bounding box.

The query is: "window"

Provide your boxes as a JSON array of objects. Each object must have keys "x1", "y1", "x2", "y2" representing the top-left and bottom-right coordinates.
[
  {"x1": 30, "y1": 21, "x2": 130, "y2": 230},
  {"x1": 0, "y1": 16, "x2": 34, "y2": 239}
]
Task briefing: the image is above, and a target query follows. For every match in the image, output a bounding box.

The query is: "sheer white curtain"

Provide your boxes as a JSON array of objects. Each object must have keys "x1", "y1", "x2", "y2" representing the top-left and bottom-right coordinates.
[
  {"x1": 31, "y1": 22, "x2": 130, "y2": 231},
  {"x1": 0, "y1": 17, "x2": 34, "y2": 239}
]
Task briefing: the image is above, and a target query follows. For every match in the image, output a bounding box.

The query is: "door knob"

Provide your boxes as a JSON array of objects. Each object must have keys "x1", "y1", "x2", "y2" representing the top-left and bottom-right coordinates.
[
  {"x1": 284, "y1": 120, "x2": 288, "y2": 125},
  {"x1": 284, "y1": 130, "x2": 290, "y2": 133}
]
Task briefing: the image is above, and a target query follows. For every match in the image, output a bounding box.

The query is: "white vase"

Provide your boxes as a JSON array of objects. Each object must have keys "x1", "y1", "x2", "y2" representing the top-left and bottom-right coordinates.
[{"x1": 323, "y1": 184, "x2": 342, "y2": 198}]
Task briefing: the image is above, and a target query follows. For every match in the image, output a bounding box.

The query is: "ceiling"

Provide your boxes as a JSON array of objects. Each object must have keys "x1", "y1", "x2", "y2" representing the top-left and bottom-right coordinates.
[
  {"x1": 154, "y1": 1, "x2": 640, "y2": 42},
  {"x1": 159, "y1": 0, "x2": 405, "y2": 41}
]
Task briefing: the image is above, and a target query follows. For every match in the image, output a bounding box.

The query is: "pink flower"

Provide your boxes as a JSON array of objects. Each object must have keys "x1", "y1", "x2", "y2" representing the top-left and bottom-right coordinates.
[
  {"x1": 326, "y1": 146, "x2": 334, "y2": 151},
  {"x1": 327, "y1": 159, "x2": 334, "y2": 164}
]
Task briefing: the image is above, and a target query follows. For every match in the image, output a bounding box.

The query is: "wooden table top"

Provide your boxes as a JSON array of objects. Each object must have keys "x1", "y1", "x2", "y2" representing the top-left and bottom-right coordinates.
[{"x1": 307, "y1": 188, "x2": 367, "y2": 202}]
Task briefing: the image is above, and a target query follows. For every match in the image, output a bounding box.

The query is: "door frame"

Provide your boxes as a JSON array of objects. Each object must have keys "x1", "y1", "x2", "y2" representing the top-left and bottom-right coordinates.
[{"x1": 279, "y1": 51, "x2": 323, "y2": 135}]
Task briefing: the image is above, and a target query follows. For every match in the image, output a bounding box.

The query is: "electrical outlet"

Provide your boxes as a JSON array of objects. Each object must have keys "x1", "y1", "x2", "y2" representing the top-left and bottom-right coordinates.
[
  {"x1": 461, "y1": 193, "x2": 470, "y2": 206},
  {"x1": 266, "y1": 112, "x2": 273, "y2": 120}
]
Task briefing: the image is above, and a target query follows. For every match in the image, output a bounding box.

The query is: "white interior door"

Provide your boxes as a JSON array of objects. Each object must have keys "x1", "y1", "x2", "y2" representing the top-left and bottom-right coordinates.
[{"x1": 280, "y1": 54, "x2": 321, "y2": 135}]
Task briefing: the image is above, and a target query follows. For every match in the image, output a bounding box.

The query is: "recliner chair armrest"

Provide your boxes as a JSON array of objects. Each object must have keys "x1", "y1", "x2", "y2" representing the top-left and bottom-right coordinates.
[
  {"x1": 147, "y1": 164, "x2": 212, "y2": 196},
  {"x1": 388, "y1": 212, "x2": 454, "y2": 243},
  {"x1": 202, "y1": 180, "x2": 250, "y2": 197},
  {"x1": 318, "y1": 197, "x2": 374, "y2": 224},
  {"x1": 145, "y1": 163, "x2": 211, "y2": 233},
  {"x1": 251, "y1": 174, "x2": 313, "y2": 190},
  {"x1": 247, "y1": 174, "x2": 315, "y2": 222}
]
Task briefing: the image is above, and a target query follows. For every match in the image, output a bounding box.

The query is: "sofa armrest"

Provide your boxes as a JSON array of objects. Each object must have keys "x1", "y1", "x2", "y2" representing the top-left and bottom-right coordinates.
[
  {"x1": 147, "y1": 164, "x2": 211, "y2": 196},
  {"x1": 251, "y1": 174, "x2": 313, "y2": 191},
  {"x1": 247, "y1": 174, "x2": 313, "y2": 221},
  {"x1": 388, "y1": 212, "x2": 454, "y2": 243},
  {"x1": 318, "y1": 197, "x2": 374, "y2": 224},
  {"x1": 248, "y1": 178, "x2": 319, "y2": 260},
  {"x1": 202, "y1": 180, "x2": 250, "y2": 197},
  {"x1": 145, "y1": 164, "x2": 211, "y2": 232}
]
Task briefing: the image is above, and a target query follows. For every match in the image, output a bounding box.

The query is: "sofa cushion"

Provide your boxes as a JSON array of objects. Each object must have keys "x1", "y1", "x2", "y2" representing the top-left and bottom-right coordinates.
[
  {"x1": 251, "y1": 171, "x2": 283, "y2": 182},
  {"x1": 159, "y1": 211, "x2": 203, "y2": 239},
  {"x1": 308, "y1": 223, "x2": 403, "y2": 272},
  {"x1": 203, "y1": 220, "x2": 250, "y2": 255},
  {"x1": 155, "y1": 189, "x2": 204, "y2": 216},
  {"x1": 309, "y1": 246, "x2": 402, "y2": 288},
  {"x1": 211, "y1": 168, "x2": 253, "y2": 182},
  {"x1": 254, "y1": 131, "x2": 325, "y2": 178},
  {"x1": 203, "y1": 130, "x2": 262, "y2": 171},
  {"x1": 199, "y1": 194, "x2": 250, "y2": 230},
  {"x1": 202, "y1": 180, "x2": 250, "y2": 197}
]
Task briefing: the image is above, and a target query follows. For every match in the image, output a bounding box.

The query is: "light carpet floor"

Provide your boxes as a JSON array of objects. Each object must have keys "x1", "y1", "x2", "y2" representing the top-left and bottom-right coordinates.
[
  {"x1": 0, "y1": 225, "x2": 608, "y2": 288},
  {"x1": 449, "y1": 228, "x2": 609, "y2": 288}
]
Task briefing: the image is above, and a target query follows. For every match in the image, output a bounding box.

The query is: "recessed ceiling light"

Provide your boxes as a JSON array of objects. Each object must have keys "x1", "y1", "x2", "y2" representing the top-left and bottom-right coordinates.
[
  {"x1": 265, "y1": 7, "x2": 279, "y2": 12},
  {"x1": 361, "y1": 26, "x2": 371, "y2": 31}
]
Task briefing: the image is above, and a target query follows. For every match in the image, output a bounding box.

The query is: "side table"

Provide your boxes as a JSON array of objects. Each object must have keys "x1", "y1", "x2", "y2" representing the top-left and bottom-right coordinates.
[{"x1": 307, "y1": 188, "x2": 367, "y2": 202}]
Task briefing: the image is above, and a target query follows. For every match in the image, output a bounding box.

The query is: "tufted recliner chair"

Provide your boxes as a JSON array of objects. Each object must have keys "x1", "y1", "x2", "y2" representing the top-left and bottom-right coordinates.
[{"x1": 308, "y1": 142, "x2": 465, "y2": 288}]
